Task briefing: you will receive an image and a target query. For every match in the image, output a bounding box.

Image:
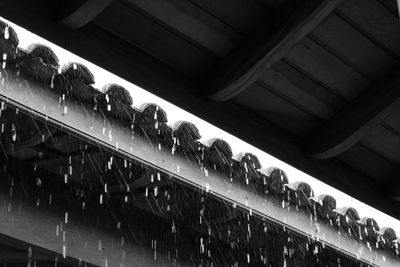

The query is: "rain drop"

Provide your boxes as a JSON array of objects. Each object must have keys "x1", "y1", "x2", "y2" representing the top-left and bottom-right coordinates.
[
  {"x1": 4, "y1": 26, "x2": 9, "y2": 39},
  {"x1": 154, "y1": 186, "x2": 158, "y2": 197},
  {"x1": 62, "y1": 244, "x2": 67, "y2": 258},
  {"x1": 11, "y1": 123, "x2": 16, "y2": 141},
  {"x1": 50, "y1": 74, "x2": 55, "y2": 88}
]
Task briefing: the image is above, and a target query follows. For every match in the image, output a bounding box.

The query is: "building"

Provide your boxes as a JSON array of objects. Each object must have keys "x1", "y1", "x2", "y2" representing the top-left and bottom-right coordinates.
[{"x1": 0, "y1": 0, "x2": 399, "y2": 266}]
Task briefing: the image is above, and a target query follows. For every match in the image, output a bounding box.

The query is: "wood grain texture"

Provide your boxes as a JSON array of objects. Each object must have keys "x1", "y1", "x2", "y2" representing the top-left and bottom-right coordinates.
[
  {"x1": 311, "y1": 13, "x2": 399, "y2": 80},
  {"x1": 306, "y1": 69, "x2": 400, "y2": 159},
  {"x1": 259, "y1": 60, "x2": 345, "y2": 120},
  {"x1": 93, "y1": 0, "x2": 217, "y2": 78},
  {"x1": 206, "y1": 0, "x2": 341, "y2": 101},
  {"x1": 123, "y1": 0, "x2": 242, "y2": 57},
  {"x1": 285, "y1": 37, "x2": 371, "y2": 101},
  {"x1": 59, "y1": 0, "x2": 112, "y2": 29},
  {"x1": 273, "y1": 60, "x2": 345, "y2": 110},
  {"x1": 233, "y1": 82, "x2": 320, "y2": 137},
  {"x1": 190, "y1": 0, "x2": 270, "y2": 34},
  {"x1": 336, "y1": 0, "x2": 400, "y2": 59}
]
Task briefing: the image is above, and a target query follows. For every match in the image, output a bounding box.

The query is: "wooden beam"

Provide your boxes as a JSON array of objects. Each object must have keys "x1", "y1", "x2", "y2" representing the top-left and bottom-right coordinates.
[
  {"x1": 121, "y1": 0, "x2": 241, "y2": 57},
  {"x1": 306, "y1": 69, "x2": 400, "y2": 159},
  {"x1": 58, "y1": 0, "x2": 112, "y2": 30},
  {"x1": 205, "y1": 0, "x2": 341, "y2": 102}
]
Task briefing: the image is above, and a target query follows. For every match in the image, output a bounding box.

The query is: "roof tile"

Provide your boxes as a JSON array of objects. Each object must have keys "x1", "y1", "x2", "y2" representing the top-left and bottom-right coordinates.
[
  {"x1": 172, "y1": 120, "x2": 201, "y2": 151},
  {"x1": 311, "y1": 194, "x2": 336, "y2": 220},
  {"x1": 0, "y1": 21, "x2": 18, "y2": 62},
  {"x1": 19, "y1": 44, "x2": 58, "y2": 82},
  {"x1": 285, "y1": 181, "x2": 314, "y2": 208},
  {"x1": 61, "y1": 62, "x2": 95, "y2": 85},
  {"x1": 259, "y1": 167, "x2": 288, "y2": 195},
  {"x1": 202, "y1": 138, "x2": 233, "y2": 173}
]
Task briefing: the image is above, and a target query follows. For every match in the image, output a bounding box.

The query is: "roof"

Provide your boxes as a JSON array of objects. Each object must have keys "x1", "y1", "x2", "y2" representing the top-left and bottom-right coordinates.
[
  {"x1": 1, "y1": 0, "x2": 399, "y2": 223},
  {"x1": 0, "y1": 17, "x2": 399, "y2": 263}
]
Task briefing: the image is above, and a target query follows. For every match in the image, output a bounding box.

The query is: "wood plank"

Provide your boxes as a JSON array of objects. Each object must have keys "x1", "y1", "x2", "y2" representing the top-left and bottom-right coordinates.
[
  {"x1": 190, "y1": 0, "x2": 270, "y2": 34},
  {"x1": 259, "y1": 60, "x2": 345, "y2": 120},
  {"x1": 311, "y1": 13, "x2": 399, "y2": 80},
  {"x1": 59, "y1": 0, "x2": 113, "y2": 30},
  {"x1": 336, "y1": 144, "x2": 397, "y2": 182},
  {"x1": 233, "y1": 83, "x2": 321, "y2": 136},
  {"x1": 360, "y1": 125, "x2": 400, "y2": 165},
  {"x1": 123, "y1": 0, "x2": 242, "y2": 57},
  {"x1": 285, "y1": 37, "x2": 371, "y2": 101},
  {"x1": 93, "y1": 0, "x2": 217, "y2": 78},
  {"x1": 306, "y1": 69, "x2": 400, "y2": 159},
  {"x1": 336, "y1": 0, "x2": 400, "y2": 59},
  {"x1": 206, "y1": 0, "x2": 342, "y2": 101},
  {"x1": 273, "y1": 60, "x2": 346, "y2": 111}
]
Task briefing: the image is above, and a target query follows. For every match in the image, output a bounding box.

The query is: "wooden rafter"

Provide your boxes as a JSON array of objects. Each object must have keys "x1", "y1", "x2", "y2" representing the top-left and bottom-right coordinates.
[
  {"x1": 59, "y1": 0, "x2": 113, "y2": 30},
  {"x1": 206, "y1": 0, "x2": 341, "y2": 102},
  {"x1": 306, "y1": 69, "x2": 400, "y2": 159}
]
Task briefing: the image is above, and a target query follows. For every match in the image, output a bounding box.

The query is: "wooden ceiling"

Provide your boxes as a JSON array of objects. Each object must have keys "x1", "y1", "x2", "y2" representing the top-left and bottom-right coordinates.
[{"x1": 1, "y1": 0, "x2": 400, "y2": 219}]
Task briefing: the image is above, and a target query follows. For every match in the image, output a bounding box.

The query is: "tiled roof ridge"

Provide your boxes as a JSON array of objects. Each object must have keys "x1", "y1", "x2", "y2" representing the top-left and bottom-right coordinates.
[{"x1": 1, "y1": 20, "x2": 398, "y2": 256}]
